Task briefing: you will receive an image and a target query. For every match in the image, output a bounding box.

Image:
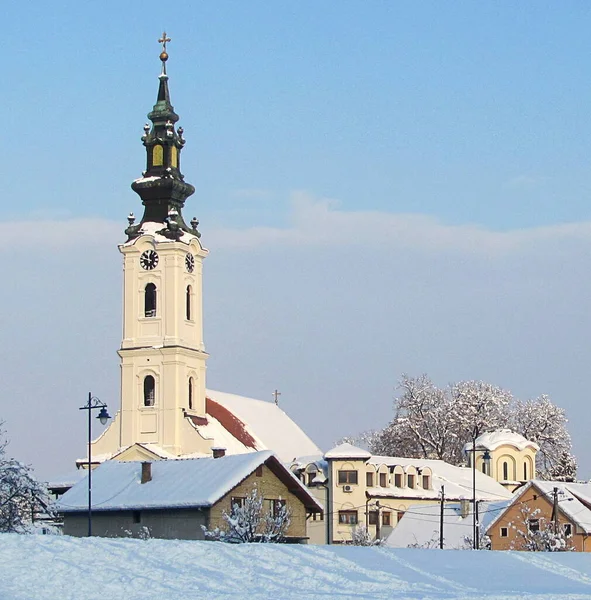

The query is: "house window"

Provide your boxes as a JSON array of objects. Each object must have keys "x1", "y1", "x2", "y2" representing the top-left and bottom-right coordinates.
[
  {"x1": 503, "y1": 462, "x2": 509, "y2": 481},
  {"x1": 271, "y1": 499, "x2": 286, "y2": 518},
  {"x1": 188, "y1": 377, "x2": 194, "y2": 410},
  {"x1": 255, "y1": 465, "x2": 263, "y2": 477},
  {"x1": 396, "y1": 511, "x2": 404, "y2": 523},
  {"x1": 143, "y1": 375, "x2": 155, "y2": 407},
  {"x1": 528, "y1": 519, "x2": 540, "y2": 532},
  {"x1": 394, "y1": 473, "x2": 402, "y2": 487},
  {"x1": 379, "y1": 473, "x2": 387, "y2": 487},
  {"x1": 563, "y1": 523, "x2": 572, "y2": 537},
  {"x1": 186, "y1": 285, "x2": 192, "y2": 320},
  {"x1": 338, "y1": 510, "x2": 358, "y2": 525},
  {"x1": 383, "y1": 512, "x2": 391, "y2": 526},
  {"x1": 422, "y1": 475, "x2": 430, "y2": 490},
  {"x1": 144, "y1": 283, "x2": 157, "y2": 317},
  {"x1": 231, "y1": 497, "x2": 245, "y2": 510},
  {"x1": 524, "y1": 462, "x2": 528, "y2": 480},
  {"x1": 407, "y1": 474, "x2": 415, "y2": 489},
  {"x1": 500, "y1": 527, "x2": 508, "y2": 537},
  {"x1": 366, "y1": 472, "x2": 374, "y2": 487},
  {"x1": 338, "y1": 470, "x2": 358, "y2": 485},
  {"x1": 482, "y1": 463, "x2": 486, "y2": 474},
  {"x1": 132, "y1": 511, "x2": 141, "y2": 524},
  {"x1": 368, "y1": 511, "x2": 378, "y2": 525}
]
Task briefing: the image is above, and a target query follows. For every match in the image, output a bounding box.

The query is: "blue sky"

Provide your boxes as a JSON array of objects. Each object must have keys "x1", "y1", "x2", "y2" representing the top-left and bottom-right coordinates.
[{"x1": 2, "y1": 2, "x2": 591, "y2": 478}]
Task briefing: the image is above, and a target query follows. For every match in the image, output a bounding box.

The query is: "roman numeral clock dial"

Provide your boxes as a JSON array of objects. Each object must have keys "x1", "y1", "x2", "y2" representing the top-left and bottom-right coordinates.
[{"x1": 140, "y1": 250, "x2": 159, "y2": 270}]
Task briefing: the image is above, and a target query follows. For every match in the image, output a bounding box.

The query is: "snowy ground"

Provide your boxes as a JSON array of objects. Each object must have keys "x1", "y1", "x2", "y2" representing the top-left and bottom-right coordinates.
[{"x1": 2, "y1": 534, "x2": 591, "y2": 599}]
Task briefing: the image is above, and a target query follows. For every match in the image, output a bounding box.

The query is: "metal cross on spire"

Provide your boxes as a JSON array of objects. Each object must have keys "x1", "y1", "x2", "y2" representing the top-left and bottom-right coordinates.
[
  {"x1": 159, "y1": 32, "x2": 171, "y2": 52},
  {"x1": 158, "y1": 32, "x2": 171, "y2": 75},
  {"x1": 273, "y1": 389, "x2": 281, "y2": 406}
]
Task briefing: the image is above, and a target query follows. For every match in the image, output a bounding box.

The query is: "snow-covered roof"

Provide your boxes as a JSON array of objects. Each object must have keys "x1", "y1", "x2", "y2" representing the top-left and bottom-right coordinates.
[
  {"x1": 324, "y1": 443, "x2": 372, "y2": 460},
  {"x1": 54, "y1": 451, "x2": 322, "y2": 513},
  {"x1": 465, "y1": 429, "x2": 539, "y2": 452},
  {"x1": 203, "y1": 389, "x2": 323, "y2": 463},
  {"x1": 486, "y1": 480, "x2": 591, "y2": 535},
  {"x1": 368, "y1": 455, "x2": 512, "y2": 502},
  {"x1": 47, "y1": 469, "x2": 87, "y2": 489},
  {"x1": 386, "y1": 500, "x2": 510, "y2": 549}
]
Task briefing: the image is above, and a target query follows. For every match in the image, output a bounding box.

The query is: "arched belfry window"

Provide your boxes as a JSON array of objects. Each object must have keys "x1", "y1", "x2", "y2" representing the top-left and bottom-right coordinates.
[
  {"x1": 145, "y1": 283, "x2": 157, "y2": 317},
  {"x1": 188, "y1": 377, "x2": 194, "y2": 410},
  {"x1": 186, "y1": 285, "x2": 192, "y2": 321},
  {"x1": 503, "y1": 461, "x2": 509, "y2": 481},
  {"x1": 144, "y1": 375, "x2": 155, "y2": 407}
]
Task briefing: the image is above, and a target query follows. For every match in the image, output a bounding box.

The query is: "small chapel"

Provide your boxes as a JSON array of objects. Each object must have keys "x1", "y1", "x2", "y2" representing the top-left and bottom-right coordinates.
[{"x1": 83, "y1": 37, "x2": 321, "y2": 468}]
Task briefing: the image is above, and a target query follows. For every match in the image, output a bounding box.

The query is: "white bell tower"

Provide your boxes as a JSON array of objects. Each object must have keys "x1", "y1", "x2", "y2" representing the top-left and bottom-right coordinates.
[{"x1": 114, "y1": 35, "x2": 210, "y2": 456}]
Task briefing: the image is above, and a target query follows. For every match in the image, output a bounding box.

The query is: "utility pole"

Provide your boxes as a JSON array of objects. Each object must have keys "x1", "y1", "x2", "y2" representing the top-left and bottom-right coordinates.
[
  {"x1": 439, "y1": 485, "x2": 445, "y2": 549},
  {"x1": 552, "y1": 487, "x2": 559, "y2": 534},
  {"x1": 375, "y1": 501, "x2": 381, "y2": 541},
  {"x1": 272, "y1": 389, "x2": 281, "y2": 406},
  {"x1": 475, "y1": 501, "x2": 480, "y2": 550}
]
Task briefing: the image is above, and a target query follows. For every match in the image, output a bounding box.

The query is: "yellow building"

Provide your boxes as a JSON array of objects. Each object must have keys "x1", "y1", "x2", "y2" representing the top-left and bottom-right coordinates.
[
  {"x1": 464, "y1": 429, "x2": 539, "y2": 492},
  {"x1": 293, "y1": 443, "x2": 512, "y2": 544}
]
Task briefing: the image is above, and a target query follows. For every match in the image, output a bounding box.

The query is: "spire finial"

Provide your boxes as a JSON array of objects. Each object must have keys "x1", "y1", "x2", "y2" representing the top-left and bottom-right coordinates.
[{"x1": 158, "y1": 31, "x2": 171, "y2": 74}]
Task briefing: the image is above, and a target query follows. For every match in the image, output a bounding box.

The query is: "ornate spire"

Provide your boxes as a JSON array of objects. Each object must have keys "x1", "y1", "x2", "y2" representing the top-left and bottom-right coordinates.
[{"x1": 127, "y1": 34, "x2": 199, "y2": 241}]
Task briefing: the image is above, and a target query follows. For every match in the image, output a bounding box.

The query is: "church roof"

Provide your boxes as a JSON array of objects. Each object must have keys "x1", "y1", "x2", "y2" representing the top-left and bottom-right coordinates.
[
  {"x1": 199, "y1": 389, "x2": 323, "y2": 463},
  {"x1": 55, "y1": 451, "x2": 322, "y2": 514}
]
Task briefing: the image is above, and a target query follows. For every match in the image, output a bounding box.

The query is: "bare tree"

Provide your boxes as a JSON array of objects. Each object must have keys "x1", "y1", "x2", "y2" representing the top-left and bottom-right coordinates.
[
  {"x1": 509, "y1": 504, "x2": 574, "y2": 552},
  {"x1": 0, "y1": 425, "x2": 47, "y2": 533},
  {"x1": 202, "y1": 486, "x2": 291, "y2": 543},
  {"x1": 348, "y1": 524, "x2": 385, "y2": 546},
  {"x1": 363, "y1": 375, "x2": 576, "y2": 480}
]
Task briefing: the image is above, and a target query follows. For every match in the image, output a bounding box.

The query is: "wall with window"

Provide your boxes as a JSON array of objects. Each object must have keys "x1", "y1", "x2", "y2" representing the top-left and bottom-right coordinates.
[
  {"x1": 209, "y1": 464, "x2": 310, "y2": 541},
  {"x1": 474, "y1": 442, "x2": 538, "y2": 492}
]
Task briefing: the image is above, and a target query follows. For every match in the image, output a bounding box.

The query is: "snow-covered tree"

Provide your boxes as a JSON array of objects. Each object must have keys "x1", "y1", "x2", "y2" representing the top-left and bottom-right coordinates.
[
  {"x1": 509, "y1": 396, "x2": 576, "y2": 481},
  {"x1": 509, "y1": 505, "x2": 574, "y2": 552},
  {"x1": 202, "y1": 486, "x2": 291, "y2": 543},
  {"x1": 0, "y1": 426, "x2": 47, "y2": 533},
  {"x1": 364, "y1": 375, "x2": 576, "y2": 479},
  {"x1": 347, "y1": 524, "x2": 385, "y2": 546}
]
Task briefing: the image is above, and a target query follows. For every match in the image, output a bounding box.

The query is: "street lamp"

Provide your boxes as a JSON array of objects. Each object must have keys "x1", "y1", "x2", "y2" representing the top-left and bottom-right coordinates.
[
  {"x1": 467, "y1": 432, "x2": 491, "y2": 550},
  {"x1": 79, "y1": 392, "x2": 111, "y2": 537}
]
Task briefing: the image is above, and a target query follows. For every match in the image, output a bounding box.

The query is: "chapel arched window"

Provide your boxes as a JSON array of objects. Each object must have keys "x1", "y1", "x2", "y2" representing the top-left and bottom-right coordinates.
[
  {"x1": 186, "y1": 285, "x2": 192, "y2": 321},
  {"x1": 188, "y1": 377, "x2": 194, "y2": 410}
]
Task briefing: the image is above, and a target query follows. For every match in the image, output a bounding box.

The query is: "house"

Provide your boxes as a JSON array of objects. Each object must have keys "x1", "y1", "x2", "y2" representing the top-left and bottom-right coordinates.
[
  {"x1": 385, "y1": 500, "x2": 510, "y2": 549},
  {"x1": 54, "y1": 451, "x2": 322, "y2": 542},
  {"x1": 292, "y1": 443, "x2": 512, "y2": 544},
  {"x1": 486, "y1": 480, "x2": 591, "y2": 551},
  {"x1": 464, "y1": 429, "x2": 539, "y2": 492}
]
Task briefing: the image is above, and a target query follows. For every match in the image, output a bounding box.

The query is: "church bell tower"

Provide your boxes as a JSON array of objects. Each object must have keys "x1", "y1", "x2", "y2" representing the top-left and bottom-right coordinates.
[{"x1": 116, "y1": 35, "x2": 209, "y2": 456}]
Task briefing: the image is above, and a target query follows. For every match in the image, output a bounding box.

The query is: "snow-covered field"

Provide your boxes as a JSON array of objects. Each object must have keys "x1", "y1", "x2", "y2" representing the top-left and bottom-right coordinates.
[{"x1": 2, "y1": 534, "x2": 591, "y2": 600}]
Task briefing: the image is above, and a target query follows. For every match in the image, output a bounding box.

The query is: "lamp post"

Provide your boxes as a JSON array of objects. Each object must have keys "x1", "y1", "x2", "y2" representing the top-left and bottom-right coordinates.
[
  {"x1": 79, "y1": 392, "x2": 111, "y2": 537},
  {"x1": 468, "y1": 432, "x2": 491, "y2": 550}
]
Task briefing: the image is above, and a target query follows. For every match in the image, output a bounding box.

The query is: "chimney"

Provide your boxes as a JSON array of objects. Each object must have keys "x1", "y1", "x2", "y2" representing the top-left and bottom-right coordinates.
[
  {"x1": 459, "y1": 497, "x2": 471, "y2": 519},
  {"x1": 141, "y1": 461, "x2": 152, "y2": 484},
  {"x1": 212, "y1": 447, "x2": 226, "y2": 459}
]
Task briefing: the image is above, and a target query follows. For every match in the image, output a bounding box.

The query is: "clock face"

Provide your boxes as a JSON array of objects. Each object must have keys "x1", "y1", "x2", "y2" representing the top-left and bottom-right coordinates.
[
  {"x1": 140, "y1": 250, "x2": 159, "y2": 270},
  {"x1": 185, "y1": 253, "x2": 195, "y2": 273}
]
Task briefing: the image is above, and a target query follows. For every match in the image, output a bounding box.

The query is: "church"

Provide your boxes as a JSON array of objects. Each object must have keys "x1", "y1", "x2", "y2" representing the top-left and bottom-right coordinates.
[{"x1": 84, "y1": 38, "x2": 321, "y2": 468}]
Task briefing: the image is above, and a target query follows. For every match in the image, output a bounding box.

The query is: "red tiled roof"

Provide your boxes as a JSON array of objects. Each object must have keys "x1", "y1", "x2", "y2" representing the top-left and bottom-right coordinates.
[{"x1": 206, "y1": 397, "x2": 258, "y2": 450}]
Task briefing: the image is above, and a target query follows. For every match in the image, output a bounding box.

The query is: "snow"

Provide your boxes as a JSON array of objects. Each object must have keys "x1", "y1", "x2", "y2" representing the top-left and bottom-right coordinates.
[
  {"x1": 324, "y1": 442, "x2": 372, "y2": 459},
  {"x1": 55, "y1": 451, "x2": 277, "y2": 512},
  {"x1": 206, "y1": 389, "x2": 323, "y2": 462},
  {"x1": 4, "y1": 534, "x2": 591, "y2": 599},
  {"x1": 465, "y1": 429, "x2": 540, "y2": 452}
]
